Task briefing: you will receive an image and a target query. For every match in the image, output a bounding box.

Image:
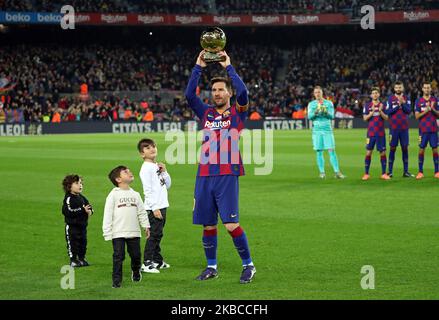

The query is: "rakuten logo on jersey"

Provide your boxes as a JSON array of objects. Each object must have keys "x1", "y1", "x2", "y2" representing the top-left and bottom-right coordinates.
[{"x1": 204, "y1": 120, "x2": 231, "y2": 130}]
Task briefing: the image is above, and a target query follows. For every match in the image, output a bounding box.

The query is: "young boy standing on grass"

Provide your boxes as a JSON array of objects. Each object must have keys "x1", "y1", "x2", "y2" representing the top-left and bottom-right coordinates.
[
  {"x1": 103, "y1": 166, "x2": 150, "y2": 288},
  {"x1": 62, "y1": 174, "x2": 93, "y2": 268},
  {"x1": 137, "y1": 139, "x2": 172, "y2": 274}
]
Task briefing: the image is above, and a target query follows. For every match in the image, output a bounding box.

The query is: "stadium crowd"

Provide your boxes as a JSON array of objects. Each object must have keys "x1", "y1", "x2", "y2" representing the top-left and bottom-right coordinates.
[
  {"x1": 1, "y1": 40, "x2": 438, "y2": 123},
  {"x1": 0, "y1": 42, "x2": 281, "y2": 123},
  {"x1": 1, "y1": 0, "x2": 438, "y2": 13}
]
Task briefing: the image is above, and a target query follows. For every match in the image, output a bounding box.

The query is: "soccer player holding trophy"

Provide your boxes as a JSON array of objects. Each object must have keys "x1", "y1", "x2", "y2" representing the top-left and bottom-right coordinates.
[{"x1": 184, "y1": 27, "x2": 256, "y2": 284}]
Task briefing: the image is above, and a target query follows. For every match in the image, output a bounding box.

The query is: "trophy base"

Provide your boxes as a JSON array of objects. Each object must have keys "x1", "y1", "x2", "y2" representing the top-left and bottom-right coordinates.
[{"x1": 203, "y1": 51, "x2": 226, "y2": 63}]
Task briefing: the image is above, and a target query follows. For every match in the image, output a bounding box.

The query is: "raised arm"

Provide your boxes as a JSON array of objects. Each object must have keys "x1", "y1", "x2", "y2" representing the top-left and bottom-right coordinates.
[
  {"x1": 184, "y1": 51, "x2": 209, "y2": 119},
  {"x1": 218, "y1": 51, "x2": 249, "y2": 112}
]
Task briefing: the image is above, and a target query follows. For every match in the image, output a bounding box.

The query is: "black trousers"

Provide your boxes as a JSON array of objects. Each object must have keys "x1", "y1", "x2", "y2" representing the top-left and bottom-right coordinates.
[
  {"x1": 65, "y1": 224, "x2": 87, "y2": 261},
  {"x1": 112, "y1": 237, "x2": 141, "y2": 284},
  {"x1": 144, "y1": 208, "x2": 167, "y2": 264}
]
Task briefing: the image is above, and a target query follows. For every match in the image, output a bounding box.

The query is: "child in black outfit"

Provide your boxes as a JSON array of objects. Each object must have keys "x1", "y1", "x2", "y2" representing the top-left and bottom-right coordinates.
[{"x1": 61, "y1": 174, "x2": 93, "y2": 267}]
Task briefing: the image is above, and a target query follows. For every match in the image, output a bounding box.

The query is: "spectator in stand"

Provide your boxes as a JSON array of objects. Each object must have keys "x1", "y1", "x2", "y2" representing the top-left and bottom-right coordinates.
[
  {"x1": 0, "y1": 103, "x2": 6, "y2": 123},
  {"x1": 249, "y1": 109, "x2": 262, "y2": 121}
]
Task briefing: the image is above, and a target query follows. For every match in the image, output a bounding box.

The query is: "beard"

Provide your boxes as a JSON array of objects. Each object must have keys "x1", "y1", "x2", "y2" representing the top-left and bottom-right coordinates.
[{"x1": 214, "y1": 100, "x2": 227, "y2": 108}]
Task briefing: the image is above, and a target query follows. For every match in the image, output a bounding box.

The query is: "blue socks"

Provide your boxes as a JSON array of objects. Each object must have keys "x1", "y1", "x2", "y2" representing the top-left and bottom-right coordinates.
[
  {"x1": 388, "y1": 147, "x2": 396, "y2": 174},
  {"x1": 418, "y1": 152, "x2": 425, "y2": 173},
  {"x1": 380, "y1": 155, "x2": 387, "y2": 175},
  {"x1": 229, "y1": 226, "x2": 253, "y2": 266},
  {"x1": 434, "y1": 152, "x2": 439, "y2": 173},
  {"x1": 402, "y1": 147, "x2": 409, "y2": 173},
  {"x1": 365, "y1": 154, "x2": 387, "y2": 175},
  {"x1": 365, "y1": 155, "x2": 371, "y2": 174},
  {"x1": 203, "y1": 229, "x2": 217, "y2": 268},
  {"x1": 203, "y1": 226, "x2": 253, "y2": 268}
]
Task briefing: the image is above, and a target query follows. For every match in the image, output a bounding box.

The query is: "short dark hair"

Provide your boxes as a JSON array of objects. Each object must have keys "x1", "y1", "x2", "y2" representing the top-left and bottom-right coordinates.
[
  {"x1": 62, "y1": 174, "x2": 81, "y2": 193},
  {"x1": 371, "y1": 86, "x2": 380, "y2": 93},
  {"x1": 108, "y1": 165, "x2": 127, "y2": 187},
  {"x1": 394, "y1": 81, "x2": 404, "y2": 86},
  {"x1": 137, "y1": 138, "x2": 156, "y2": 153},
  {"x1": 211, "y1": 77, "x2": 232, "y2": 92},
  {"x1": 423, "y1": 81, "x2": 432, "y2": 87}
]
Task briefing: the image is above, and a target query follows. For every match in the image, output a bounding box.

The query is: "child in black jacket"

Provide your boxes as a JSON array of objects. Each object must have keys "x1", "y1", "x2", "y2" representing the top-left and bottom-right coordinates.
[{"x1": 62, "y1": 174, "x2": 93, "y2": 267}]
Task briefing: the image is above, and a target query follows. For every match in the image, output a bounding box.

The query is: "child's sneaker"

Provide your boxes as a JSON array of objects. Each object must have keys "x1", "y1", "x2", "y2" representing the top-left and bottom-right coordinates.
[
  {"x1": 132, "y1": 270, "x2": 142, "y2": 282},
  {"x1": 112, "y1": 282, "x2": 121, "y2": 288},
  {"x1": 362, "y1": 174, "x2": 370, "y2": 181},
  {"x1": 78, "y1": 259, "x2": 90, "y2": 267},
  {"x1": 70, "y1": 259, "x2": 81, "y2": 268},
  {"x1": 435, "y1": 172, "x2": 439, "y2": 179},
  {"x1": 416, "y1": 172, "x2": 424, "y2": 180},
  {"x1": 141, "y1": 261, "x2": 160, "y2": 273},
  {"x1": 381, "y1": 173, "x2": 391, "y2": 180}
]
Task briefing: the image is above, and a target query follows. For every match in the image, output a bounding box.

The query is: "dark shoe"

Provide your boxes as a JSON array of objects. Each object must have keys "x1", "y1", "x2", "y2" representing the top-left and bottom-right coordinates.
[
  {"x1": 78, "y1": 259, "x2": 90, "y2": 267},
  {"x1": 387, "y1": 172, "x2": 393, "y2": 178},
  {"x1": 70, "y1": 259, "x2": 81, "y2": 268},
  {"x1": 403, "y1": 172, "x2": 415, "y2": 178},
  {"x1": 196, "y1": 267, "x2": 218, "y2": 281},
  {"x1": 132, "y1": 270, "x2": 142, "y2": 282},
  {"x1": 240, "y1": 265, "x2": 256, "y2": 284},
  {"x1": 112, "y1": 282, "x2": 121, "y2": 288}
]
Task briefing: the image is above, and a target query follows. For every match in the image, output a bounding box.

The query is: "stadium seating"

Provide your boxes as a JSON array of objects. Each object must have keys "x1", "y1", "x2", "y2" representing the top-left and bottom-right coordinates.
[
  {"x1": 1, "y1": 39, "x2": 438, "y2": 123},
  {"x1": 1, "y1": 0, "x2": 437, "y2": 13}
]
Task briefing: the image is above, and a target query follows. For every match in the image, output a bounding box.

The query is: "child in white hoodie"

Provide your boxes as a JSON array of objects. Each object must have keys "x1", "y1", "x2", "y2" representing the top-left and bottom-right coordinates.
[
  {"x1": 103, "y1": 165, "x2": 150, "y2": 288},
  {"x1": 137, "y1": 138, "x2": 172, "y2": 274}
]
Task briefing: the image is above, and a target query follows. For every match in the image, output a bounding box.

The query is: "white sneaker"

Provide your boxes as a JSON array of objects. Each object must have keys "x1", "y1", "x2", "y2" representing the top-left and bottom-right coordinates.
[
  {"x1": 319, "y1": 173, "x2": 326, "y2": 179},
  {"x1": 141, "y1": 263, "x2": 160, "y2": 273},
  {"x1": 154, "y1": 261, "x2": 170, "y2": 269}
]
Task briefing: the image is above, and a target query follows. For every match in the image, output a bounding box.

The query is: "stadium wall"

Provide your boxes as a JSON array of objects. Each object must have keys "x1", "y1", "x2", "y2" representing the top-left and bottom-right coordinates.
[
  {"x1": 1, "y1": 10, "x2": 439, "y2": 26},
  {"x1": 0, "y1": 119, "x2": 430, "y2": 136}
]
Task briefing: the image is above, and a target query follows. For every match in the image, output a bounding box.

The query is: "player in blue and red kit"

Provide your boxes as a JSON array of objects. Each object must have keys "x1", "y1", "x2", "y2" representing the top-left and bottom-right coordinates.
[
  {"x1": 184, "y1": 50, "x2": 255, "y2": 284},
  {"x1": 385, "y1": 81, "x2": 414, "y2": 178},
  {"x1": 414, "y1": 81, "x2": 439, "y2": 179},
  {"x1": 362, "y1": 87, "x2": 391, "y2": 181}
]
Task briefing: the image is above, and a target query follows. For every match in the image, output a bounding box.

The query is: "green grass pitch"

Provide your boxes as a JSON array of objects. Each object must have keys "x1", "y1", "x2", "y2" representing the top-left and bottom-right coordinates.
[{"x1": 0, "y1": 129, "x2": 438, "y2": 300}]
